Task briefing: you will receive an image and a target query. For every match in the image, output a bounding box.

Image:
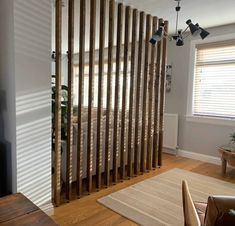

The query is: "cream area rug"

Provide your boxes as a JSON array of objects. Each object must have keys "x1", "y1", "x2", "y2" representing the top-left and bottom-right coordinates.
[{"x1": 98, "y1": 168, "x2": 235, "y2": 226}]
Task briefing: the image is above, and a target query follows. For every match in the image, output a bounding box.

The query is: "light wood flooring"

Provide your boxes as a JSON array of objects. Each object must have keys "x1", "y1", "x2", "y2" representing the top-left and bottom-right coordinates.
[{"x1": 52, "y1": 153, "x2": 235, "y2": 226}]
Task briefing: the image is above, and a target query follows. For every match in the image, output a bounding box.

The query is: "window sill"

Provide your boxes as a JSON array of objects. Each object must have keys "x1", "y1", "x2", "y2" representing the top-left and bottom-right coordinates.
[{"x1": 186, "y1": 115, "x2": 235, "y2": 127}]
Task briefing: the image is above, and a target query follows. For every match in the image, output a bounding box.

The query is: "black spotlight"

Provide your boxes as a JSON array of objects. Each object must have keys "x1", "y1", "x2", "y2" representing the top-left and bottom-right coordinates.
[
  {"x1": 176, "y1": 37, "x2": 184, "y2": 46},
  {"x1": 150, "y1": 23, "x2": 165, "y2": 45},
  {"x1": 200, "y1": 28, "x2": 210, "y2": 39},
  {"x1": 195, "y1": 23, "x2": 210, "y2": 39},
  {"x1": 186, "y1": 19, "x2": 201, "y2": 36},
  {"x1": 175, "y1": 30, "x2": 184, "y2": 46}
]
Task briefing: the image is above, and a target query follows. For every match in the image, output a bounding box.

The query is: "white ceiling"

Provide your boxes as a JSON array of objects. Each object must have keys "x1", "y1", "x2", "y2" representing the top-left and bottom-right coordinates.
[
  {"x1": 116, "y1": 0, "x2": 235, "y2": 34},
  {"x1": 53, "y1": 0, "x2": 235, "y2": 53}
]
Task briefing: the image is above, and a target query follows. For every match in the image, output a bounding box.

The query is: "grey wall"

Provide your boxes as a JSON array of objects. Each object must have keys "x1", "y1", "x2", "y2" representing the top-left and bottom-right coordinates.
[
  {"x1": 0, "y1": 0, "x2": 17, "y2": 195},
  {"x1": 166, "y1": 24, "x2": 235, "y2": 157}
]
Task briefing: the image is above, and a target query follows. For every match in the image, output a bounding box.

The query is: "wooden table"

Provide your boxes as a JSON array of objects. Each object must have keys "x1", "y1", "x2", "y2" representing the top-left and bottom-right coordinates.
[
  {"x1": 0, "y1": 193, "x2": 58, "y2": 226},
  {"x1": 219, "y1": 147, "x2": 235, "y2": 175}
]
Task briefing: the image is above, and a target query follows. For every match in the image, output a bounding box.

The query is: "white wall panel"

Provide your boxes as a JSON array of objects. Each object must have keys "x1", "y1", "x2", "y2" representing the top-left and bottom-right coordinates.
[{"x1": 14, "y1": 0, "x2": 52, "y2": 207}]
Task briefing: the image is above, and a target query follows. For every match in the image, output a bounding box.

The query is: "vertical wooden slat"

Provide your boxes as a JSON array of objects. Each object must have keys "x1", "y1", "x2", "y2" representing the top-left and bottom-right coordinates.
[
  {"x1": 127, "y1": 9, "x2": 137, "y2": 178},
  {"x1": 105, "y1": 0, "x2": 115, "y2": 187},
  {"x1": 134, "y1": 11, "x2": 145, "y2": 175},
  {"x1": 140, "y1": 14, "x2": 152, "y2": 173},
  {"x1": 96, "y1": 0, "x2": 106, "y2": 191},
  {"x1": 113, "y1": 3, "x2": 123, "y2": 184},
  {"x1": 87, "y1": 0, "x2": 96, "y2": 194},
  {"x1": 54, "y1": 0, "x2": 62, "y2": 207},
  {"x1": 146, "y1": 16, "x2": 158, "y2": 171},
  {"x1": 120, "y1": 6, "x2": 131, "y2": 180},
  {"x1": 158, "y1": 20, "x2": 168, "y2": 167},
  {"x1": 77, "y1": 0, "x2": 86, "y2": 198},
  {"x1": 152, "y1": 18, "x2": 163, "y2": 169},
  {"x1": 66, "y1": 0, "x2": 74, "y2": 201}
]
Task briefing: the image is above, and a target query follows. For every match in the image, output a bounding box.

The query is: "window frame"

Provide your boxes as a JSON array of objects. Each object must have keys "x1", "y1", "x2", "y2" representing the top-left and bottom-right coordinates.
[{"x1": 186, "y1": 32, "x2": 235, "y2": 126}]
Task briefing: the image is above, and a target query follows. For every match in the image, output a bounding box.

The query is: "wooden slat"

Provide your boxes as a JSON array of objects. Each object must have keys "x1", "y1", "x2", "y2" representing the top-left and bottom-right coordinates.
[
  {"x1": 134, "y1": 11, "x2": 145, "y2": 175},
  {"x1": 77, "y1": 0, "x2": 86, "y2": 198},
  {"x1": 140, "y1": 14, "x2": 152, "y2": 173},
  {"x1": 152, "y1": 18, "x2": 163, "y2": 169},
  {"x1": 127, "y1": 9, "x2": 137, "y2": 178},
  {"x1": 120, "y1": 6, "x2": 131, "y2": 180},
  {"x1": 158, "y1": 20, "x2": 168, "y2": 167},
  {"x1": 96, "y1": 0, "x2": 106, "y2": 191},
  {"x1": 87, "y1": 0, "x2": 96, "y2": 194},
  {"x1": 113, "y1": 3, "x2": 123, "y2": 184},
  {"x1": 54, "y1": 0, "x2": 62, "y2": 207},
  {"x1": 66, "y1": 0, "x2": 74, "y2": 202},
  {"x1": 104, "y1": 0, "x2": 115, "y2": 187},
  {"x1": 146, "y1": 16, "x2": 158, "y2": 171}
]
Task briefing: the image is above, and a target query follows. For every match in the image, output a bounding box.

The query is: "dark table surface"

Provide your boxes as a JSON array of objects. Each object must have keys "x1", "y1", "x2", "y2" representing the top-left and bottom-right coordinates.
[{"x1": 0, "y1": 193, "x2": 58, "y2": 226}]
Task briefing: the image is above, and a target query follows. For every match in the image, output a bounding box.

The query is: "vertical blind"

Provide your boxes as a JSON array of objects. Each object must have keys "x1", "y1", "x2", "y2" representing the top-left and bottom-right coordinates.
[{"x1": 193, "y1": 40, "x2": 235, "y2": 119}]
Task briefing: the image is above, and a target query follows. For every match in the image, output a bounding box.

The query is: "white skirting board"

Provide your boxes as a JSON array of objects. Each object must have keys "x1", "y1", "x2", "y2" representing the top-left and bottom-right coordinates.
[
  {"x1": 40, "y1": 202, "x2": 54, "y2": 216},
  {"x1": 163, "y1": 148, "x2": 221, "y2": 165}
]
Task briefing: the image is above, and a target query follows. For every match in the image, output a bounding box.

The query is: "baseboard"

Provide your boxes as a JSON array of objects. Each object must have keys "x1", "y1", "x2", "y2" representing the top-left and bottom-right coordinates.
[
  {"x1": 163, "y1": 148, "x2": 178, "y2": 155},
  {"x1": 40, "y1": 202, "x2": 54, "y2": 216},
  {"x1": 177, "y1": 149, "x2": 221, "y2": 165}
]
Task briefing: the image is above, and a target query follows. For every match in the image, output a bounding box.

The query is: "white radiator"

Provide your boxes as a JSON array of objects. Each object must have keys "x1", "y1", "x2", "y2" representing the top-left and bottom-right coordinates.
[{"x1": 163, "y1": 113, "x2": 178, "y2": 151}]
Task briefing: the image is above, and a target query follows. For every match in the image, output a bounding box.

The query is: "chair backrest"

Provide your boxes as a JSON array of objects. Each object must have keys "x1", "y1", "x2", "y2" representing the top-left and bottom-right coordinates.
[
  {"x1": 205, "y1": 196, "x2": 235, "y2": 226},
  {"x1": 182, "y1": 180, "x2": 201, "y2": 226}
]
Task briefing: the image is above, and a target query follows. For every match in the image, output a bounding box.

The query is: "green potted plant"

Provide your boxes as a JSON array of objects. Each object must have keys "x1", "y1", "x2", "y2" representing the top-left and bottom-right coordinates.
[
  {"x1": 51, "y1": 75, "x2": 68, "y2": 140},
  {"x1": 51, "y1": 75, "x2": 68, "y2": 180},
  {"x1": 230, "y1": 132, "x2": 235, "y2": 145}
]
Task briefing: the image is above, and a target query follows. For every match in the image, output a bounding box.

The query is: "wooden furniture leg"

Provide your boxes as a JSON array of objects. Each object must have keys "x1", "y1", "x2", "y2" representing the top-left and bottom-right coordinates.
[{"x1": 221, "y1": 157, "x2": 227, "y2": 176}]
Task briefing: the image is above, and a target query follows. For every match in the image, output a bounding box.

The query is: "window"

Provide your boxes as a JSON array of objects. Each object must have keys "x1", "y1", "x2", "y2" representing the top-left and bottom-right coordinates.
[{"x1": 193, "y1": 40, "x2": 235, "y2": 119}]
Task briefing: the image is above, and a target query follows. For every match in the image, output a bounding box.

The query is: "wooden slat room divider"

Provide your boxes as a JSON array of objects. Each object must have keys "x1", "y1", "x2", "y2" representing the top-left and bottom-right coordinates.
[
  {"x1": 153, "y1": 18, "x2": 164, "y2": 168},
  {"x1": 104, "y1": 0, "x2": 114, "y2": 187},
  {"x1": 66, "y1": 0, "x2": 74, "y2": 201},
  {"x1": 147, "y1": 16, "x2": 158, "y2": 171},
  {"x1": 53, "y1": 0, "x2": 168, "y2": 206},
  {"x1": 134, "y1": 11, "x2": 145, "y2": 176},
  {"x1": 158, "y1": 21, "x2": 169, "y2": 167},
  {"x1": 76, "y1": 0, "x2": 86, "y2": 199},
  {"x1": 127, "y1": 8, "x2": 137, "y2": 178},
  {"x1": 141, "y1": 14, "x2": 152, "y2": 173},
  {"x1": 120, "y1": 6, "x2": 131, "y2": 181},
  {"x1": 96, "y1": 0, "x2": 106, "y2": 191},
  {"x1": 113, "y1": 3, "x2": 123, "y2": 185},
  {"x1": 54, "y1": 0, "x2": 62, "y2": 207}
]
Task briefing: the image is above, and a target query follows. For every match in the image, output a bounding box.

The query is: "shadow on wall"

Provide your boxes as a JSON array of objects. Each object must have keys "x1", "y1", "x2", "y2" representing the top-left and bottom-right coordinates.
[{"x1": 0, "y1": 90, "x2": 12, "y2": 197}]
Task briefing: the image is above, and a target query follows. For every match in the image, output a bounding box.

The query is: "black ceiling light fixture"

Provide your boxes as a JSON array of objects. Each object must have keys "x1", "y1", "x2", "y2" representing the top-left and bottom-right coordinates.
[
  {"x1": 150, "y1": 22, "x2": 165, "y2": 45},
  {"x1": 150, "y1": 0, "x2": 210, "y2": 46}
]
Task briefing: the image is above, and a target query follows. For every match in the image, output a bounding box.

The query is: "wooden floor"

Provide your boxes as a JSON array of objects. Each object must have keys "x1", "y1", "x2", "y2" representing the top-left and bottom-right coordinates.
[{"x1": 52, "y1": 153, "x2": 235, "y2": 226}]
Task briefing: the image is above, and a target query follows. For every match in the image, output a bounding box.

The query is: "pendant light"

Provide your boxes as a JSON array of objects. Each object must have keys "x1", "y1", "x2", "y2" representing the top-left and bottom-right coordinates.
[{"x1": 150, "y1": 0, "x2": 210, "y2": 46}]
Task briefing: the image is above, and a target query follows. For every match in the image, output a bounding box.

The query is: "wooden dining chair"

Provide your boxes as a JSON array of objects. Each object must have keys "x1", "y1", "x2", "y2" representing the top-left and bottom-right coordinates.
[{"x1": 182, "y1": 180, "x2": 201, "y2": 226}]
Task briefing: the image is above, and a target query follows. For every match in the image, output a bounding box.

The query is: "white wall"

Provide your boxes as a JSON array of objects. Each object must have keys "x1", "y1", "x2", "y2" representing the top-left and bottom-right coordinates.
[
  {"x1": 166, "y1": 24, "x2": 235, "y2": 157},
  {"x1": 0, "y1": 0, "x2": 52, "y2": 207}
]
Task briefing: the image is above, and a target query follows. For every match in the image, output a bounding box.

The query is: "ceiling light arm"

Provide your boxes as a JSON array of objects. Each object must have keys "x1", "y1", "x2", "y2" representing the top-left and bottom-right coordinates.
[
  {"x1": 181, "y1": 25, "x2": 189, "y2": 35},
  {"x1": 181, "y1": 25, "x2": 190, "y2": 39},
  {"x1": 175, "y1": 0, "x2": 181, "y2": 35}
]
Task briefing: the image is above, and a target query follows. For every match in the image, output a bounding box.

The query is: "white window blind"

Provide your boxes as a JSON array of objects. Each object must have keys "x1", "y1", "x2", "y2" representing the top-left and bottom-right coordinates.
[{"x1": 193, "y1": 40, "x2": 235, "y2": 119}]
